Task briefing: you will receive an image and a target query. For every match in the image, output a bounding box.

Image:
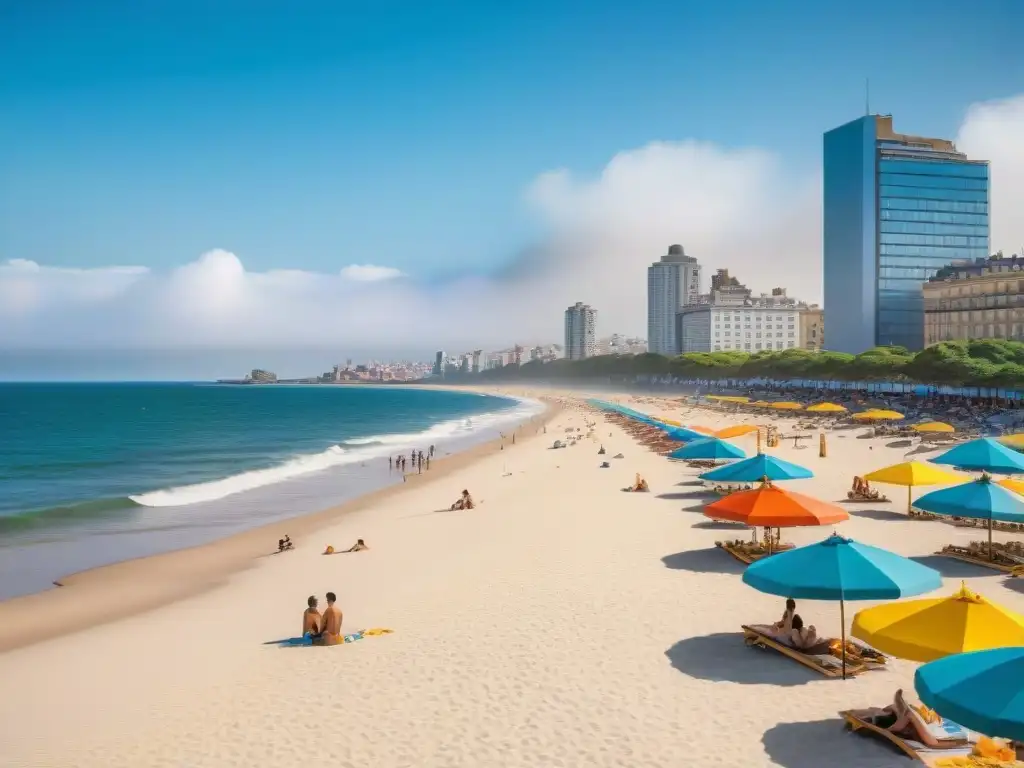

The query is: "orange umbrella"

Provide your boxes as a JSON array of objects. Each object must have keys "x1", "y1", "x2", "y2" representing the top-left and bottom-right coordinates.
[
  {"x1": 688, "y1": 425, "x2": 716, "y2": 435},
  {"x1": 704, "y1": 482, "x2": 850, "y2": 527}
]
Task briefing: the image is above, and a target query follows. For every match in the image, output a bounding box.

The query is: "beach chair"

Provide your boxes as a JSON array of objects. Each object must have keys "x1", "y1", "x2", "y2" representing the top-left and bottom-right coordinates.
[
  {"x1": 741, "y1": 625, "x2": 870, "y2": 678},
  {"x1": 840, "y1": 708, "x2": 975, "y2": 765},
  {"x1": 937, "y1": 544, "x2": 1019, "y2": 574}
]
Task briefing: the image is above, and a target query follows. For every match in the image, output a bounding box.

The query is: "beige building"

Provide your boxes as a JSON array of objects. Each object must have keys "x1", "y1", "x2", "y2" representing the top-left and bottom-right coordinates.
[
  {"x1": 923, "y1": 256, "x2": 1024, "y2": 345},
  {"x1": 800, "y1": 305, "x2": 824, "y2": 351}
]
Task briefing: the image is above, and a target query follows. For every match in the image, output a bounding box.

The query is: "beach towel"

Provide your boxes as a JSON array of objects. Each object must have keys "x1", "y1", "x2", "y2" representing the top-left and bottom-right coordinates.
[{"x1": 266, "y1": 628, "x2": 393, "y2": 646}]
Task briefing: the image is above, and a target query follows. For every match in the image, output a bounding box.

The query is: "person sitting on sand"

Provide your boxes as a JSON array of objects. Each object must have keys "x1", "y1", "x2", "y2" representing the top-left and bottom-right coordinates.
[
  {"x1": 598, "y1": 445, "x2": 606, "y2": 455},
  {"x1": 451, "y1": 490, "x2": 474, "y2": 510},
  {"x1": 344, "y1": 539, "x2": 368, "y2": 552},
  {"x1": 302, "y1": 595, "x2": 321, "y2": 637},
  {"x1": 278, "y1": 535, "x2": 293, "y2": 552},
  {"x1": 313, "y1": 591, "x2": 343, "y2": 646}
]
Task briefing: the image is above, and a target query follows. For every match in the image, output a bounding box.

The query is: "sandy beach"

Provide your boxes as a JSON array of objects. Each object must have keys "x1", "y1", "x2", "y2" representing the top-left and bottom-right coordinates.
[{"x1": 3, "y1": 387, "x2": 1023, "y2": 768}]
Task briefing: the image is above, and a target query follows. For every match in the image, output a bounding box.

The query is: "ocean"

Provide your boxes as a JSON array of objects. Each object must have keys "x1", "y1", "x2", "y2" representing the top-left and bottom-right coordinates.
[{"x1": 0, "y1": 383, "x2": 540, "y2": 599}]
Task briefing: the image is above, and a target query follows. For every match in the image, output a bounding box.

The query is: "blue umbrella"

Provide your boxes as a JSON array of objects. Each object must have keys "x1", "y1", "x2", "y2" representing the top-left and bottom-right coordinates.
[
  {"x1": 700, "y1": 453, "x2": 813, "y2": 483},
  {"x1": 931, "y1": 438, "x2": 1024, "y2": 474},
  {"x1": 668, "y1": 437, "x2": 746, "y2": 462},
  {"x1": 916, "y1": 647, "x2": 1024, "y2": 741},
  {"x1": 915, "y1": 476, "x2": 1024, "y2": 562},
  {"x1": 743, "y1": 534, "x2": 942, "y2": 677},
  {"x1": 665, "y1": 427, "x2": 709, "y2": 442}
]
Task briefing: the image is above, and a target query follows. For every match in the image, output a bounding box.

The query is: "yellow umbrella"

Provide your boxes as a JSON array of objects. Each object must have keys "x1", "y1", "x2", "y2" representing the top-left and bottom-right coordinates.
[
  {"x1": 912, "y1": 421, "x2": 955, "y2": 433},
  {"x1": 999, "y1": 478, "x2": 1024, "y2": 496},
  {"x1": 852, "y1": 583, "x2": 1024, "y2": 662},
  {"x1": 771, "y1": 402, "x2": 803, "y2": 410},
  {"x1": 852, "y1": 409, "x2": 905, "y2": 421},
  {"x1": 715, "y1": 424, "x2": 760, "y2": 439},
  {"x1": 806, "y1": 402, "x2": 848, "y2": 413},
  {"x1": 1000, "y1": 434, "x2": 1024, "y2": 450},
  {"x1": 863, "y1": 461, "x2": 965, "y2": 513}
]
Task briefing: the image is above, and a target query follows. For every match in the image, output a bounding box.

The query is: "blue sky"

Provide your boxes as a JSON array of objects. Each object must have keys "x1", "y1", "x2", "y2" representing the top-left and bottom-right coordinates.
[{"x1": 3, "y1": 0, "x2": 1022, "y2": 280}]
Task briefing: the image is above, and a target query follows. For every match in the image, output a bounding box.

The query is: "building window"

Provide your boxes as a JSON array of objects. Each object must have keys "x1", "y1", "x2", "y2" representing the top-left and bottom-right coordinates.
[{"x1": 787, "y1": 341, "x2": 795, "y2": 348}]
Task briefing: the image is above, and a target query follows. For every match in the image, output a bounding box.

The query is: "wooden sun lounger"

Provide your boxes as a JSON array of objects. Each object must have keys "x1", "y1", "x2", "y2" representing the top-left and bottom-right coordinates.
[
  {"x1": 938, "y1": 546, "x2": 1018, "y2": 574},
  {"x1": 717, "y1": 541, "x2": 757, "y2": 564},
  {"x1": 741, "y1": 625, "x2": 869, "y2": 678},
  {"x1": 840, "y1": 710, "x2": 974, "y2": 766}
]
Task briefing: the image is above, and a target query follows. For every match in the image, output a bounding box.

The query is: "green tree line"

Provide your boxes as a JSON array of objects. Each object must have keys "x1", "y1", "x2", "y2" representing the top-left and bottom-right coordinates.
[{"x1": 454, "y1": 340, "x2": 1024, "y2": 389}]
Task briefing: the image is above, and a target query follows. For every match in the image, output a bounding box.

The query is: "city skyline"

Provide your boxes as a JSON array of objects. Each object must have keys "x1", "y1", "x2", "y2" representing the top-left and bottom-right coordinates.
[{"x1": 2, "y1": 3, "x2": 1024, "y2": 378}]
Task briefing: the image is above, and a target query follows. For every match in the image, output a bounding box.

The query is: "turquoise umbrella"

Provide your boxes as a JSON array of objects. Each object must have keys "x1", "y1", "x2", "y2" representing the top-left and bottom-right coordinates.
[
  {"x1": 931, "y1": 438, "x2": 1024, "y2": 474},
  {"x1": 668, "y1": 437, "x2": 746, "y2": 462},
  {"x1": 665, "y1": 427, "x2": 709, "y2": 442},
  {"x1": 915, "y1": 476, "x2": 1024, "y2": 561},
  {"x1": 700, "y1": 454, "x2": 813, "y2": 483},
  {"x1": 743, "y1": 534, "x2": 942, "y2": 677},
  {"x1": 916, "y1": 647, "x2": 1024, "y2": 741}
]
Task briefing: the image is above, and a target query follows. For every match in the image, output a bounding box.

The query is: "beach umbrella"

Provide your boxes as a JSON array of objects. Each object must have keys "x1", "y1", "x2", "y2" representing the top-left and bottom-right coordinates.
[
  {"x1": 714, "y1": 424, "x2": 760, "y2": 439},
  {"x1": 668, "y1": 437, "x2": 746, "y2": 462},
  {"x1": 912, "y1": 422, "x2": 956, "y2": 434},
  {"x1": 700, "y1": 454, "x2": 814, "y2": 483},
  {"x1": 1000, "y1": 478, "x2": 1024, "y2": 496},
  {"x1": 914, "y1": 476, "x2": 1024, "y2": 561},
  {"x1": 852, "y1": 582, "x2": 1024, "y2": 663},
  {"x1": 915, "y1": 648, "x2": 1024, "y2": 742},
  {"x1": 664, "y1": 427, "x2": 712, "y2": 442},
  {"x1": 771, "y1": 402, "x2": 803, "y2": 410},
  {"x1": 705, "y1": 481, "x2": 846, "y2": 527},
  {"x1": 806, "y1": 402, "x2": 848, "y2": 413},
  {"x1": 744, "y1": 534, "x2": 942, "y2": 677},
  {"x1": 1001, "y1": 434, "x2": 1024, "y2": 450},
  {"x1": 863, "y1": 461, "x2": 965, "y2": 514},
  {"x1": 852, "y1": 409, "x2": 905, "y2": 421},
  {"x1": 931, "y1": 438, "x2": 1024, "y2": 474}
]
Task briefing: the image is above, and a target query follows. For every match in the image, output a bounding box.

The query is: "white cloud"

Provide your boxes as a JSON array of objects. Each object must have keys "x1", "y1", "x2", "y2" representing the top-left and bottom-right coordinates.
[
  {"x1": 2, "y1": 93, "x2": 1022, "y2": 358},
  {"x1": 339, "y1": 264, "x2": 406, "y2": 282},
  {"x1": 956, "y1": 94, "x2": 1024, "y2": 256}
]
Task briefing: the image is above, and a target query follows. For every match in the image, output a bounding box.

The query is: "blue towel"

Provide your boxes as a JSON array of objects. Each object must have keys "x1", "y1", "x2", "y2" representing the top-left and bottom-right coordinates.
[{"x1": 266, "y1": 631, "x2": 365, "y2": 647}]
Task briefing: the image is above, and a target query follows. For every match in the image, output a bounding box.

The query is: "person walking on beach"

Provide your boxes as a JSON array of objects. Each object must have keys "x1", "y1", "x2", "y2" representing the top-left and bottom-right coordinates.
[
  {"x1": 429, "y1": 444, "x2": 435, "y2": 458},
  {"x1": 388, "y1": 456, "x2": 392, "y2": 471}
]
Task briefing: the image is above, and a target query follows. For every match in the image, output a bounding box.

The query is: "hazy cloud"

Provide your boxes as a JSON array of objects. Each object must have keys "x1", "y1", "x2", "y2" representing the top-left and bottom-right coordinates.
[{"x1": 2, "y1": 94, "x2": 1022, "y2": 358}]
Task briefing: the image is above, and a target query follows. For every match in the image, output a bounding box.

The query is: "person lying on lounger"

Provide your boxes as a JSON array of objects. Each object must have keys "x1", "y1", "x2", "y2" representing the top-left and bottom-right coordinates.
[
  {"x1": 849, "y1": 689, "x2": 960, "y2": 748},
  {"x1": 769, "y1": 614, "x2": 818, "y2": 650},
  {"x1": 774, "y1": 598, "x2": 796, "y2": 631},
  {"x1": 451, "y1": 490, "x2": 474, "y2": 510}
]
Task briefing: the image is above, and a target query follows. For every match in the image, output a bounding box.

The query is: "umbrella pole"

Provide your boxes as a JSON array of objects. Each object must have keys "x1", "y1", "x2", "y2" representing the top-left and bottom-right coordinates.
[
  {"x1": 840, "y1": 599, "x2": 847, "y2": 680},
  {"x1": 907, "y1": 485, "x2": 912, "y2": 516},
  {"x1": 989, "y1": 518, "x2": 994, "y2": 562}
]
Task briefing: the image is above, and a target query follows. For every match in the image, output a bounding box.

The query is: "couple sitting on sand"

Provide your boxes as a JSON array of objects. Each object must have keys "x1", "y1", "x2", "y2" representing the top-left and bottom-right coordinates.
[
  {"x1": 450, "y1": 489, "x2": 474, "y2": 510},
  {"x1": 302, "y1": 592, "x2": 344, "y2": 645}
]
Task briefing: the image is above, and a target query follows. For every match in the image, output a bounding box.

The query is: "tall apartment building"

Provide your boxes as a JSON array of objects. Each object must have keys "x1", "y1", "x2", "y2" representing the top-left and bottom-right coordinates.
[
  {"x1": 564, "y1": 301, "x2": 597, "y2": 360},
  {"x1": 923, "y1": 255, "x2": 1024, "y2": 345},
  {"x1": 676, "y1": 278, "x2": 803, "y2": 353},
  {"x1": 800, "y1": 305, "x2": 825, "y2": 351},
  {"x1": 471, "y1": 350, "x2": 482, "y2": 374},
  {"x1": 432, "y1": 351, "x2": 445, "y2": 376},
  {"x1": 823, "y1": 114, "x2": 989, "y2": 353},
  {"x1": 647, "y1": 245, "x2": 702, "y2": 355}
]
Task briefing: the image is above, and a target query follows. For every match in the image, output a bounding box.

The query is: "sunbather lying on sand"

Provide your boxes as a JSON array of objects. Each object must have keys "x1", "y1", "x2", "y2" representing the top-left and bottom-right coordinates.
[
  {"x1": 451, "y1": 489, "x2": 475, "y2": 510},
  {"x1": 345, "y1": 539, "x2": 368, "y2": 552}
]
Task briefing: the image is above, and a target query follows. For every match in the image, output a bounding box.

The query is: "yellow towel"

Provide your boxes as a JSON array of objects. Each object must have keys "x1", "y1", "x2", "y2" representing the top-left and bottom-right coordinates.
[{"x1": 362, "y1": 628, "x2": 394, "y2": 636}]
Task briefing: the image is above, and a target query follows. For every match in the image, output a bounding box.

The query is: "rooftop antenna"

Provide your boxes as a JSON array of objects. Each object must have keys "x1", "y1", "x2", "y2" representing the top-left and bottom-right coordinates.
[{"x1": 865, "y1": 78, "x2": 870, "y2": 116}]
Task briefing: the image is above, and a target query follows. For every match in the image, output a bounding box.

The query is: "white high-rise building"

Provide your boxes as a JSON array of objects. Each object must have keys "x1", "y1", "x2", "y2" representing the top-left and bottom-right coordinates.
[
  {"x1": 564, "y1": 302, "x2": 597, "y2": 360},
  {"x1": 647, "y1": 245, "x2": 702, "y2": 355},
  {"x1": 676, "y1": 284, "x2": 804, "y2": 354}
]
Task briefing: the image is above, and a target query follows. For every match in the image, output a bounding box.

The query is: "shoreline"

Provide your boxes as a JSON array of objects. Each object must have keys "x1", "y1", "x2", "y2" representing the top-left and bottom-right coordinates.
[{"x1": 0, "y1": 393, "x2": 561, "y2": 654}]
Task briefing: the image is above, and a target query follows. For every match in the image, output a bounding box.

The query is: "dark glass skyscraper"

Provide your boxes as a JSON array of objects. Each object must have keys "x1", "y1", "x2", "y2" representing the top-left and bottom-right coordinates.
[{"x1": 823, "y1": 115, "x2": 989, "y2": 353}]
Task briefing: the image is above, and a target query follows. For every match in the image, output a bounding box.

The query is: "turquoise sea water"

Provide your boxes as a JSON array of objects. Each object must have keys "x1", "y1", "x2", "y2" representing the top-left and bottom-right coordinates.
[{"x1": 0, "y1": 383, "x2": 538, "y2": 597}]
